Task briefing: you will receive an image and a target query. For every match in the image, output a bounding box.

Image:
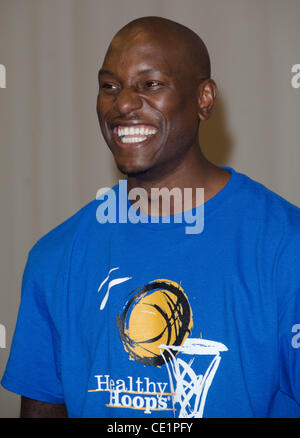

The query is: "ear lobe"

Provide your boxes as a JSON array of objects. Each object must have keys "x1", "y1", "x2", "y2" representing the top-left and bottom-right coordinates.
[{"x1": 197, "y1": 79, "x2": 217, "y2": 121}]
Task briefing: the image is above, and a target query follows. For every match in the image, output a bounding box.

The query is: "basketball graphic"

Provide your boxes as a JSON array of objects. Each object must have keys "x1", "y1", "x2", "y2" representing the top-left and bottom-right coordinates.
[
  {"x1": 116, "y1": 279, "x2": 193, "y2": 366},
  {"x1": 94, "y1": 269, "x2": 228, "y2": 417}
]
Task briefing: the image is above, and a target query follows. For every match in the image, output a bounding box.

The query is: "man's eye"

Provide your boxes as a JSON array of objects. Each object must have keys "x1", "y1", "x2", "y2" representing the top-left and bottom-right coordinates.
[
  {"x1": 100, "y1": 83, "x2": 119, "y2": 92},
  {"x1": 144, "y1": 81, "x2": 163, "y2": 89}
]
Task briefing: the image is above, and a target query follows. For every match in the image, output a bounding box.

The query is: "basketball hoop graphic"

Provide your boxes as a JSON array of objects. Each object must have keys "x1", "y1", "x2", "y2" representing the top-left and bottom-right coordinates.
[
  {"x1": 160, "y1": 338, "x2": 228, "y2": 418},
  {"x1": 114, "y1": 276, "x2": 228, "y2": 417}
]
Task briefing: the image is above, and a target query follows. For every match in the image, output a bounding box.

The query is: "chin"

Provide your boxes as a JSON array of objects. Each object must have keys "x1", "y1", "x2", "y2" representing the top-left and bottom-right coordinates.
[{"x1": 115, "y1": 157, "x2": 156, "y2": 177}]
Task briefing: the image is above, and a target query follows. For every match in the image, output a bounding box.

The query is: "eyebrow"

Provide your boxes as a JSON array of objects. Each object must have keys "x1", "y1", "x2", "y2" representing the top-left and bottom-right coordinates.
[
  {"x1": 98, "y1": 68, "x2": 170, "y2": 78},
  {"x1": 98, "y1": 69, "x2": 114, "y2": 77},
  {"x1": 138, "y1": 68, "x2": 169, "y2": 76}
]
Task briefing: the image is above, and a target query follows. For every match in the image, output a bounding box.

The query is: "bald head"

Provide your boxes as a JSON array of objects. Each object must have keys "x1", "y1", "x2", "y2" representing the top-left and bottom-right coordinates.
[{"x1": 106, "y1": 16, "x2": 211, "y2": 80}]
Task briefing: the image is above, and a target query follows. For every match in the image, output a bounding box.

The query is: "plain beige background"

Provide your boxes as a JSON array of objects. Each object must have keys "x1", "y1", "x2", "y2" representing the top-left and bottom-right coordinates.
[{"x1": 0, "y1": 0, "x2": 299, "y2": 417}]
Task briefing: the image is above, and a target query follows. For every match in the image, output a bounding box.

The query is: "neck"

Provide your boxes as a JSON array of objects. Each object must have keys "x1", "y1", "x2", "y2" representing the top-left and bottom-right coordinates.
[{"x1": 126, "y1": 145, "x2": 230, "y2": 216}]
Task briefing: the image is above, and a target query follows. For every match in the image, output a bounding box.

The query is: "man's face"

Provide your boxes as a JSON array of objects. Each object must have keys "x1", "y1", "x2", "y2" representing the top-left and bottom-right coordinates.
[{"x1": 97, "y1": 30, "x2": 200, "y2": 176}]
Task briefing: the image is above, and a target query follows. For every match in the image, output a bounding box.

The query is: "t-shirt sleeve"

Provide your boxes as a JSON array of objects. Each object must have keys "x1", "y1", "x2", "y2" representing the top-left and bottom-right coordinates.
[
  {"x1": 1, "y1": 250, "x2": 64, "y2": 404},
  {"x1": 277, "y1": 219, "x2": 300, "y2": 407}
]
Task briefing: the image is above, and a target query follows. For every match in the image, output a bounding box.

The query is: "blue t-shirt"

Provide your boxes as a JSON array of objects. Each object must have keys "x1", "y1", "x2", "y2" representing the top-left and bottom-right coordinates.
[{"x1": 1, "y1": 167, "x2": 300, "y2": 418}]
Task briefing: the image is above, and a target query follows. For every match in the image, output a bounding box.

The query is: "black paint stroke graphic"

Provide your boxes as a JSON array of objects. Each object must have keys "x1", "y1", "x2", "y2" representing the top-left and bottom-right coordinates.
[{"x1": 116, "y1": 280, "x2": 192, "y2": 367}]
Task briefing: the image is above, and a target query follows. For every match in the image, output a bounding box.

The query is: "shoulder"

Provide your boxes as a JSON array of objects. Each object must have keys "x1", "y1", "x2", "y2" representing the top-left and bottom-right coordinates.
[
  {"x1": 232, "y1": 168, "x2": 300, "y2": 231},
  {"x1": 227, "y1": 169, "x2": 300, "y2": 306},
  {"x1": 28, "y1": 181, "x2": 122, "y2": 262},
  {"x1": 28, "y1": 199, "x2": 98, "y2": 266},
  {"x1": 26, "y1": 180, "x2": 121, "y2": 280},
  {"x1": 234, "y1": 169, "x2": 300, "y2": 295}
]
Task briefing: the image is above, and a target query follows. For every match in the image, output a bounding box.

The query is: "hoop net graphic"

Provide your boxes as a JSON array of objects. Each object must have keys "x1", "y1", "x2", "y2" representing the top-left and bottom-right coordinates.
[{"x1": 159, "y1": 338, "x2": 228, "y2": 418}]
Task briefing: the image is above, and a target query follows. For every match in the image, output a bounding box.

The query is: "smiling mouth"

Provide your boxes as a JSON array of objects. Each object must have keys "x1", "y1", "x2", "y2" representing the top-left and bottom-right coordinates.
[{"x1": 113, "y1": 124, "x2": 158, "y2": 144}]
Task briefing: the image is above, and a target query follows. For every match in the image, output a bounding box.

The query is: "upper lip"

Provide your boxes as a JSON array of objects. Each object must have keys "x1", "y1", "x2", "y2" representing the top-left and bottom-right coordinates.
[{"x1": 110, "y1": 120, "x2": 157, "y2": 129}]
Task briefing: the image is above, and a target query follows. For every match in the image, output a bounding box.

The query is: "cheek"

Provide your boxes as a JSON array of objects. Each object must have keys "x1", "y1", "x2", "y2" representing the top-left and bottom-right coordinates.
[
  {"x1": 96, "y1": 95, "x2": 112, "y2": 124},
  {"x1": 96, "y1": 98, "x2": 104, "y2": 123},
  {"x1": 153, "y1": 92, "x2": 196, "y2": 126},
  {"x1": 151, "y1": 93, "x2": 175, "y2": 115}
]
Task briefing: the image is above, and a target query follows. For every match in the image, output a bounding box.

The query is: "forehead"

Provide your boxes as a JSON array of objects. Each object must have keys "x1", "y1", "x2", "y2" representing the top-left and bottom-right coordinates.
[{"x1": 102, "y1": 29, "x2": 188, "y2": 78}]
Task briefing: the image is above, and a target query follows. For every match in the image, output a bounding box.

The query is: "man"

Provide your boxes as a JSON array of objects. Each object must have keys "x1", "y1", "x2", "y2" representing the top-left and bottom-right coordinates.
[{"x1": 1, "y1": 17, "x2": 300, "y2": 418}]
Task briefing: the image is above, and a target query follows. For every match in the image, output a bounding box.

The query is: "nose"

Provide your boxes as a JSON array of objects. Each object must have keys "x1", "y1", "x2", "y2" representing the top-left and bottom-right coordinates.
[{"x1": 114, "y1": 87, "x2": 142, "y2": 115}]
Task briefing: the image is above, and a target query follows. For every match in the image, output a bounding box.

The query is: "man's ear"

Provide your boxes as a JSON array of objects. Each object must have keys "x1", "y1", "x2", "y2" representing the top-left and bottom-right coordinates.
[{"x1": 197, "y1": 79, "x2": 217, "y2": 121}]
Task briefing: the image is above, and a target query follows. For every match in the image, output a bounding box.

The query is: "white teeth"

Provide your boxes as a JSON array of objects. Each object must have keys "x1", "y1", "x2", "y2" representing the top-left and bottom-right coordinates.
[
  {"x1": 121, "y1": 136, "x2": 147, "y2": 143},
  {"x1": 117, "y1": 126, "x2": 157, "y2": 137}
]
